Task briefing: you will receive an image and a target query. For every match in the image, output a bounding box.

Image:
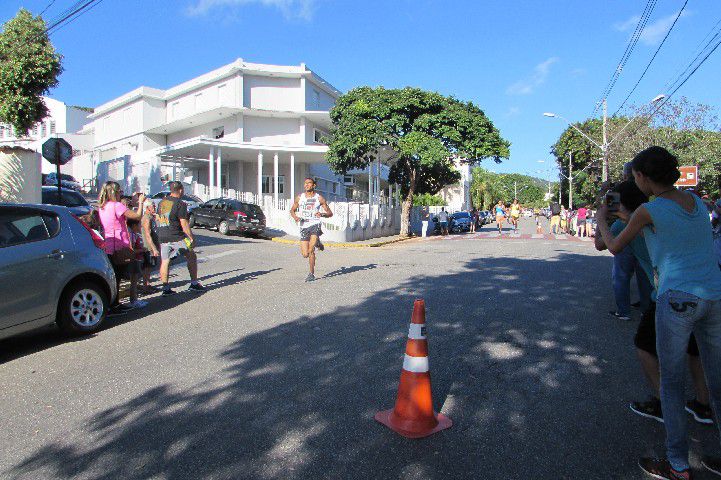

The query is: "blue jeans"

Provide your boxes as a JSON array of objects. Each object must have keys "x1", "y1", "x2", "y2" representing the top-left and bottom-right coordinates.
[
  {"x1": 656, "y1": 290, "x2": 721, "y2": 471},
  {"x1": 612, "y1": 247, "x2": 653, "y2": 315}
]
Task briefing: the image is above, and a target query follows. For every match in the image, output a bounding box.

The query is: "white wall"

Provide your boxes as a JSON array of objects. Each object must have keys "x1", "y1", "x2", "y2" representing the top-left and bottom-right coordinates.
[
  {"x1": 167, "y1": 116, "x2": 241, "y2": 145},
  {"x1": 94, "y1": 99, "x2": 144, "y2": 146},
  {"x1": 243, "y1": 116, "x2": 301, "y2": 145},
  {"x1": 243, "y1": 75, "x2": 302, "y2": 111},
  {"x1": 166, "y1": 76, "x2": 239, "y2": 123},
  {"x1": 0, "y1": 148, "x2": 41, "y2": 204},
  {"x1": 65, "y1": 107, "x2": 91, "y2": 133},
  {"x1": 305, "y1": 79, "x2": 336, "y2": 111}
]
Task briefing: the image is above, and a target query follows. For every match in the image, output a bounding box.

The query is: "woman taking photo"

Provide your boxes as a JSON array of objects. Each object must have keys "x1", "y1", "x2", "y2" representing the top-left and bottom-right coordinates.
[
  {"x1": 97, "y1": 181, "x2": 148, "y2": 312},
  {"x1": 597, "y1": 146, "x2": 721, "y2": 479}
]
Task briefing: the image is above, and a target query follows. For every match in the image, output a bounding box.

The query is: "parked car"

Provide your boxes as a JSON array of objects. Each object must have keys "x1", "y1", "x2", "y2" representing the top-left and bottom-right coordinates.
[
  {"x1": 44, "y1": 172, "x2": 82, "y2": 192},
  {"x1": 41, "y1": 186, "x2": 92, "y2": 216},
  {"x1": 150, "y1": 190, "x2": 202, "y2": 213},
  {"x1": 0, "y1": 204, "x2": 117, "y2": 340},
  {"x1": 189, "y1": 198, "x2": 266, "y2": 236},
  {"x1": 450, "y1": 211, "x2": 472, "y2": 233}
]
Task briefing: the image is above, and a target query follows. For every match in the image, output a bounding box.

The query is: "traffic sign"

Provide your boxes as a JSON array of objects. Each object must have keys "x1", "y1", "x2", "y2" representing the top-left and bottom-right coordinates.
[
  {"x1": 42, "y1": 137, "x2": 73, "y2": 166},
  {"x1": 676, "y1": 165, "x2": 698, "y2": 187}
]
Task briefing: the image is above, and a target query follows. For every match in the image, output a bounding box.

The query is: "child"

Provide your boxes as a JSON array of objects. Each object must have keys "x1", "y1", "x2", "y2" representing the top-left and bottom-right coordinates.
[{"x1": 128, "y1": 219, "x2": 156, "y2": 294}]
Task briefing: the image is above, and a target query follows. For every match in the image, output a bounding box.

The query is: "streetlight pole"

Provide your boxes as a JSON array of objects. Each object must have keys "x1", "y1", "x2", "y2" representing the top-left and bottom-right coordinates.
[
  {"x1": 601, "y1": 99, "x2": 608, "y2": 182},
  {"x1": 568, "y1": 152, "x2": 573, "y2": 210}
]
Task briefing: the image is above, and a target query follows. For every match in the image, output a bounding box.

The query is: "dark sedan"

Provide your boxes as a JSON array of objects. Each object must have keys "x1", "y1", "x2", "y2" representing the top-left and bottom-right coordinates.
[
  {"x1": 189, "y1": 198, "x2": 266, "y2": 236},
  {"x1": 41, "y1": 186, "x2": 92, "y2": 216}
]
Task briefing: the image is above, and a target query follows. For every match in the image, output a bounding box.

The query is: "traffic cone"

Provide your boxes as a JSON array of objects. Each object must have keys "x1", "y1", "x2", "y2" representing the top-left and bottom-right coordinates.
[{"x1": 375, "y1": 299, "x2": 452, "y2": 438}]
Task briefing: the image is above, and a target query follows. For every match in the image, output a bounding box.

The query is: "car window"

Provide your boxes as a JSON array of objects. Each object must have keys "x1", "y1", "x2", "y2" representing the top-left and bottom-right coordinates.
[
  {"x1": 182, "y1": 194, "x2": 198, "y2": 203},
  {"x1": 152, "y1": 192, "x2": 167, "y2": 199},
  {"x1": 214, "y1": 201, "x2": 226, "y2": 210},
  {"x1": 60, "y1": 174, "x2": 75, "y2": 181},
  {"x1": 0, "y1": 212, "x2": 52, "y2": 248},
  {"x1": 202, "y1": 199, "x2": 218, "y2": 209},
  {"x1": 43, "y1": 214, "x2": 61, "y2": 237},
  {"x1": 42, "y1": 190, "x2": 89, "y2": 208}
]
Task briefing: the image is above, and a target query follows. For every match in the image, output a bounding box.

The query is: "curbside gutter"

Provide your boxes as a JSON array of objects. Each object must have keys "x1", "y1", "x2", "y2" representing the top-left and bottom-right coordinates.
[{"x1": 269, "y1": 235, "x2": 415, "y2": 248}]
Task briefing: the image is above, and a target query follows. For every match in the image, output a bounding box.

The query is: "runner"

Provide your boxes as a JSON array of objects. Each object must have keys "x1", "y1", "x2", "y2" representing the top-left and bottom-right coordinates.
[
  {"x1": 494, "y1": 200, "x2": 506, "y2": 235},
  {"x1": 510, "y1": 199, "x2": 521, "y2": 233},
  {"x1": 290, "y1": 177, "x2": 333, "y2": 282}
]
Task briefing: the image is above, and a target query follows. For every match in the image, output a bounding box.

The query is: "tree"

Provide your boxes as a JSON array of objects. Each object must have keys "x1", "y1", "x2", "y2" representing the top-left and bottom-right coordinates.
[
  {"x1": 326, "y1": 87, "x2": 509, "y2": 236},
  {"x1": 470, "y1": 167, "x2": 550, "y2": 209},
  {"x1": 0, "y1": 9, "x2": 62, "y2": 136}
]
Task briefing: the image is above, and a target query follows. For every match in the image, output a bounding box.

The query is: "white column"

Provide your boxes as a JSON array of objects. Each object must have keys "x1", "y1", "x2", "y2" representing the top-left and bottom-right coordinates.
[
  {"x1": 237, "y1": 161, "x2": 244, "y2": 193},
  {"x1": 290, "y1": 153, "x2": 295, "y2": 201},
  {"x1": 273, "y1": 152, "x2": 279, "y2": 207},
  {"x1": 216, "y1": 148, "x2": 222, "y2": 197},
  {"x1": 208, "y1": 148, "x2": 215, "y2": 197},
  {"x1": 257, "y1": 151, "x2": 263, "y2": 204},
  {"x1": 388, "y1": 183, "x2": 392, "y2": 207}
]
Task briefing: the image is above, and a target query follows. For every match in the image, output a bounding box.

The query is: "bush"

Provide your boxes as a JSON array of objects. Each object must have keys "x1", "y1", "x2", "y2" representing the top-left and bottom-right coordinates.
[{"x1": 412, "y1": 193, "x2": 445, "y2": 206}]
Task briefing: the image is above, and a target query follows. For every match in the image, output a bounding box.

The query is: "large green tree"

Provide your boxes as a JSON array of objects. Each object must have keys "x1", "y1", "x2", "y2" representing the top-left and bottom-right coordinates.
[
  {"x1": 0, "y1": 9, "x2": 62, "y2": 135},
  {"x1": 551, "y1": 98, "x2": 721, "y2": 205},
  {"x1": 326, "y1": 86, "x2": 510, "y2": 236}
]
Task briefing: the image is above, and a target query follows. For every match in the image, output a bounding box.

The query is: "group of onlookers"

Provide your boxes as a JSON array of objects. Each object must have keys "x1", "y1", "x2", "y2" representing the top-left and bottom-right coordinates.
[
  {"x1": 82, "y1": 180, "x2": 204, "y2": 316},
  {"x1": 547, "y1": 202, "x2": 596, "y2": 237},
  {"x1": 595, "y1": 147, "x2": 721, "y2": 479}
]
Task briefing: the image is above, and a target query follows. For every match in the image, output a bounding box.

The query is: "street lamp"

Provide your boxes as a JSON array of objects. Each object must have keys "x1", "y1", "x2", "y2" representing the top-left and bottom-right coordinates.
[{"x1": 543, "y1": 94, "x2": 666, "y2": 182}]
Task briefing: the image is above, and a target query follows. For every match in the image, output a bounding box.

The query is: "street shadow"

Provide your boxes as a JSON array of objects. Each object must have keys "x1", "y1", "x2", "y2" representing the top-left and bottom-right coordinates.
[
  {"x1": 8, "y1": 253, "x2": 721, "y2": 479},
  {"x1": 323, "y1": 264, "x2": 378, "y2": 279},
  {"x1": 192, "y1": 230, "x2": 251, "y2": 247}
]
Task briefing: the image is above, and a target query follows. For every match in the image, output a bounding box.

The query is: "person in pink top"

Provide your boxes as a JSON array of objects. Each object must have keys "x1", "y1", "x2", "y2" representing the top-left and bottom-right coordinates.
[
  {"x1": 97, "y1": 181, "x2": 146, "y2": 313},
  {"x1": 576, "y1": 205, "x2": 588, "y2": 238}
]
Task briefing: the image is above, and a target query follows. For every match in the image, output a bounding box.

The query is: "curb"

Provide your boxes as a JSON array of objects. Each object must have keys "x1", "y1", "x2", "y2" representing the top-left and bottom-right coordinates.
[{"x1": 270, "y1": 235, "x2": 415, "y2": 248}]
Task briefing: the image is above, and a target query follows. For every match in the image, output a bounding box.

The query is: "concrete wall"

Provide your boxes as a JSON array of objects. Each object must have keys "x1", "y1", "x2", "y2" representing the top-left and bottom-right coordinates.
[
  {"x1": 243, "y1": 75, "x2": 302, "y2": 111},
  {"x1": 167, "y1": 76, "x2": 240, "y2": 123},
  {"x1": 304, "y1": 79, "x2": 336, "y2": 111},
  {"x1": 0, "y1": 148, "x2": 41, "y2": 204},
  {"x1": 243, "y1": 116, "x2": 301, "y2": 145}
]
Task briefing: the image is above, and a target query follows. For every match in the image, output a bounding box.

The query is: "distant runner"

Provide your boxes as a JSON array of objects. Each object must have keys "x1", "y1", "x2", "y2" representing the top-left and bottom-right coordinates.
[
  {"x1": 510, "y1": 199, "x2": 521, "y2": 233},
  {"x1": 494, "y1": 200, "x2": 506, "y2": 235},
  {"x1": 290, "y1": 177, "x2": 333, "y2": 282}
]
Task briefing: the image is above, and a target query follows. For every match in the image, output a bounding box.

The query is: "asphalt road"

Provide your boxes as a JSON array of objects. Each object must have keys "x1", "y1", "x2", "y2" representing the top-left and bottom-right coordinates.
[{"x1": 1, "y1": 218, "x2": 719, "y2": 479}]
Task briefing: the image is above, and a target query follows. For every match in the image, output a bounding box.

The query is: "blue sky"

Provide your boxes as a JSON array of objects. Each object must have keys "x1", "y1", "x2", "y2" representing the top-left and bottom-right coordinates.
[{"x1": 3, "y1": 0, "x2": 720, "y2": 179}]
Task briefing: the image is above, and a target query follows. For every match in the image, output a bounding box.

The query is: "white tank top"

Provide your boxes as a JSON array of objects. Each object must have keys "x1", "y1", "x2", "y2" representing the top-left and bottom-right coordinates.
[{"x1": 298, "y1": 193, "x2": 321, "y2": 227}]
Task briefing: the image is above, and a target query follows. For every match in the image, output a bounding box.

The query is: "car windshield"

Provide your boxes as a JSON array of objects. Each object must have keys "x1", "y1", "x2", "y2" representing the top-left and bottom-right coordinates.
[
  {"x1": 453, "y1": 212, "x2": 470, "y2": 218},
  {"x1": 59, "y1": 174, "x2": 76, "y2": 181},
  {"x1": 42, "y1": 190, "x2": 89, "y2": 208}
]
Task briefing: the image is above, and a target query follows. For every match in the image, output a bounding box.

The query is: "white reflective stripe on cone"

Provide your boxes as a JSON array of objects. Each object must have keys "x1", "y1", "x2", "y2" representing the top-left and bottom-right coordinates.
[
  {"x1": 403, "y1": 354, "x2": 429, "y2": 373},
  {"x1": 407, "y1": 323, "x2": 426, "y2": 340}
]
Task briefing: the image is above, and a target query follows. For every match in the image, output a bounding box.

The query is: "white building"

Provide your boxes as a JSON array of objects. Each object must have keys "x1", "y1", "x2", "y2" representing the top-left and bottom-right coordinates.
[
  {"x1": 438, "y1": 160, "x2": 472, "y2": 211},
  {"x1": 0, "y1": 97, "x2": 93, "y2": 183},
  {"x1": 81, "y1": 59, "x2": 398, "y2": 240}
]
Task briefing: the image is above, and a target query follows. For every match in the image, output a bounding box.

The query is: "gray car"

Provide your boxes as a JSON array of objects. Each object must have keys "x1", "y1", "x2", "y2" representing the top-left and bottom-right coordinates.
[{"x1": 0, "y1": 204, "x2": 117, "y2": 340}]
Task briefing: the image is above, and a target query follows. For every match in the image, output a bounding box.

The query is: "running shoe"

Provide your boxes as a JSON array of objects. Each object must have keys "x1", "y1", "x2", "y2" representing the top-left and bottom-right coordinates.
[
  {"x1": 685, "y1": 399, "x2": 714, "y2": 425},
  {"x1": 317, "y1": 240, "x2": 324, "y2": 251},
  {"x1": 161, "y1": 288, "x2": 176, "y2": 296},
  {"x1": 630, "y1": 397, "x2": 663, "y2": 423},
  {"x1": 107, "y1": 304, "x2": 132, "y2": 317},
  {"x1": 305, "y1": 273, "x2": 315, "y2": 282},
  {"x1": 609, "y1": 311, "x2": 632, "y2": 321},
  {"x1": 128, "y1": 299, "x2": 148, "y2": 309},
  {"x1": 701, "y1": 457, "x2": 721, "y2": 477},
  {"x1": 639, "y1": 458, "x2": 692, "y2": 480},
  {"x1": 188, "y1": 282, "x2": 206, "y2": 292}
]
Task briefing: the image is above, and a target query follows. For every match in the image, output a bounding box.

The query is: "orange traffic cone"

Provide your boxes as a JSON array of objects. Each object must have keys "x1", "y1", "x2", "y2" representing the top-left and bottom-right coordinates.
[{"x1": 375, "y1": 299, "x2": 452, "y2": 438}]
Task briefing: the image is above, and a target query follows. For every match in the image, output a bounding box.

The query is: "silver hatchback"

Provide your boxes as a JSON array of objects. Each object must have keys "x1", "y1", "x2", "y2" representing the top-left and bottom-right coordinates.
[{"x1": 0, "y1": 204, "x2": 117, "y2": 340}]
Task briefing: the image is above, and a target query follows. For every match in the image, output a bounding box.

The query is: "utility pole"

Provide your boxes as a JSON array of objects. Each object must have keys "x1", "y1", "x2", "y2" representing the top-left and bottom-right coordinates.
[
  {"x1": 601, "y1": 98, "x2": 608, "y2": 183},
  {"x1": 514, "y1": 181, "x2": 517, "y2": 200},
  {"x1": 568, "y1": 151, "x2": 573, "y2": 210}
]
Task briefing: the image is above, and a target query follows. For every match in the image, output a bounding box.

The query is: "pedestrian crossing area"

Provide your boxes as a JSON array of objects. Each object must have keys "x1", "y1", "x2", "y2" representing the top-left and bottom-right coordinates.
[{"x1": 427, "y1": 231, "x2": 594, "y2": 242}]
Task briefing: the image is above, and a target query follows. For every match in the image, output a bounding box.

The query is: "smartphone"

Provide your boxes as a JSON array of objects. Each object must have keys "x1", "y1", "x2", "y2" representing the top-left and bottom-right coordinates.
[{"x1": 605, "y1": 191, "x2": 621, "y2": 212}]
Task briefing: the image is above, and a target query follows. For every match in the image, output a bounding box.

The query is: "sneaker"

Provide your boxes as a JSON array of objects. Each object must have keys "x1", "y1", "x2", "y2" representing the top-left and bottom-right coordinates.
[
  {"x1": 639, "y1": 457, "x2": 692, "y2": 480},
  {"x1": 685, "y1": 399, "x2": 714, "y2": 425},
  {"x1": 161, "y1": 288, "x2": 176, "y2": 296},
  {"x1": 317, "y1": 240, "x2": 324, "y2": 251},
  {"x1": 701, "y1": 457, "x2": 721, "y2": 477},
  {"x1": 305, "y1": 273, "x2": 315, "y2": 282},
  {"x1": 128, "y1": 299, "x2": 148, "y2": 309},
  {"x1": 609, "y1": 311, "x2": 632, "y2": 321},
  {"x1": 107, "y1": 305, "x2": 131, "y2": 317},
  {"x1": 188, "y1": 282, "x2": 206, "y2": 292},
  {"x1": 630, "y1": 397, "x2": 664, "y2": 423}
]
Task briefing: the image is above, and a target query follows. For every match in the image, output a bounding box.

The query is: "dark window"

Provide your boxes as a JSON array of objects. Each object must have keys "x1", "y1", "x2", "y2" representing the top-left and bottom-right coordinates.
[
  {"x1": 214, "y1": 201, "x2": 226, "y2": 210},
  {"x1": 43, "y1": 214, "x2": 61, "y2": 237},
  {"x1": 42, "y1": 190, "x2": 88, "y2": 208},
  {"x1": 202, "y1": 199, "x2": 219, "y2": 209},
  {"x1": 0, "y1": 211, "x2": 54, "y2": 247}
]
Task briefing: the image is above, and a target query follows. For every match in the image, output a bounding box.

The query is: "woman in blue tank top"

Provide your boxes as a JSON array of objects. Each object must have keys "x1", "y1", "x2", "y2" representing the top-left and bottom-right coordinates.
[{"x1": 597, "y1": 146, "x2": 721, "y2": 478}]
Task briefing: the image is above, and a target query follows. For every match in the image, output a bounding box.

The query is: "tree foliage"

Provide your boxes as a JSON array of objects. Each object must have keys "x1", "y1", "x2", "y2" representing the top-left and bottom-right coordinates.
[
  {"x1": 470, "y1": 167, "x2": 552, "y2": 210},
  {"x1": 326, "y1": 86, "x2": 510, "y2": 235},
  {"x1": 551, "y1": 97, "x2": 721, "y2": 204},
  {"x1": 412, "y1": 193, "x2": 445, "y2": 206},
  {"x1": 0, "y1": 9, "x2": 62, "y2": 135}
]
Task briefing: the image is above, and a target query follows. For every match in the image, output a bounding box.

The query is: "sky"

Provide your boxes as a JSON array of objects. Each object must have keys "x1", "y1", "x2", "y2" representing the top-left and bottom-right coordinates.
[{"x1": 2, "y1": 0, "x2": 720, "y2": 180}]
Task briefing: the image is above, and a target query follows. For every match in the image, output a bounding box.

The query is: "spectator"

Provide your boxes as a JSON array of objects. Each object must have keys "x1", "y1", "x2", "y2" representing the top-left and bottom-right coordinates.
[
  {"x1": 577, "y1": 205, "x2": 588, "y2": 238},
  {"x1": 596, "y1": 180, "x2": 711, "y2": 427},
  {"x1": 713, "y1": 198, "x2": 721, "y2": 269},
  {"x1": 560, "y1": 205, "x2": 568, "y2": 233},
  {"x1": 597, "y1": 146, "x2": 721, "y2": 479},
  {"x1": 420, "y1": 206, "x2": 430, "y2": 237},
  {"x1": 97, "y1": 181, "x2": 147, "y2": 313},
  {"x1": 141, "y1": 199, "x2": 161, "y2": 292},
  {"x1": 549, "y1": 201, "x2": 561, "y2": 234},
  {"x1": 438, "y1": 207, "x2": 449, "y2": 236}
]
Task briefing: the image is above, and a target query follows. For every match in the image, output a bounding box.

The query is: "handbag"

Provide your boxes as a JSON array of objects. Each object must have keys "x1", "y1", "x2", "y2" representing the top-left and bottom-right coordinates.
[{"x1": 111, "y1": 246, "x2": 135, "y2": 265}]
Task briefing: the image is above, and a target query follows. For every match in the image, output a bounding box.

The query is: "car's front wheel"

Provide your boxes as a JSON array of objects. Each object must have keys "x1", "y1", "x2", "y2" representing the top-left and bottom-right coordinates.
[
  {"x1": 218, "y1": 220, "x2": 230, "y2": 235},
  {"x1": 56, "y1": 281, "x2": 108, "y2": 335}
]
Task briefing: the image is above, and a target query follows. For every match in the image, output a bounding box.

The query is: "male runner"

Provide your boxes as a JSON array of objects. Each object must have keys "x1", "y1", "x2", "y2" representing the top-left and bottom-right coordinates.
[{"x1": 290, "y1": 177, "x2": 333, "y2": 282}]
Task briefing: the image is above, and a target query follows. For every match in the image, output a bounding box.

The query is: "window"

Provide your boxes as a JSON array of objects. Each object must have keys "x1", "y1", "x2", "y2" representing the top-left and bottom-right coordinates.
[
  {"x1": 0, "y1": 125, "x2": 5, "y2": 138},
  {"x1": 261, "y1": 175, "x2": 285, "y2": 194},
  {"x1": 194, "y1": 93, "x2": 203, "y2": 111},
  {"x1": 313, "y1": 128, "x2": 327, "y2": 144},
  {"x1": 49, "y1": 120, "x2": 56, "y2": 134},
  {"x1": 212, "y1": 126, "x2": 224, "y2": 139},
  {"x1": 39, "y1": 123, "x2": 45, "y2": 138},
  {"x1": 312, "y1": 89, "x2": 320, "y2": 109},
  {"x1": 32, "y1": 124, "x2": 38, "y2": 136},
  {"x1": 343, "y1": 175, "x2": 354, "y2": 185},
  {"x1": 202, "y1": 199, "x2": 219, "y2": 209},
  {"x1": 0, "y1": 211, "x2": 54, "y2": 248}
]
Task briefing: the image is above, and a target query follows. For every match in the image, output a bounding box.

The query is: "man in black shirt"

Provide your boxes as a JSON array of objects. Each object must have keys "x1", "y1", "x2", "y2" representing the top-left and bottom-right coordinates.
[{"x1": 157, "y1": 181, "x2": 205, "y2": 295}]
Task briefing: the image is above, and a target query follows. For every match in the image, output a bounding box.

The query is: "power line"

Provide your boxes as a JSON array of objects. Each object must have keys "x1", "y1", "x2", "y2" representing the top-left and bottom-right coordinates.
[
  {"x1": 592, "y1": 0, "x2": 657, "y2": 116},
  {"x1": 39, "y1": 0, "x2": 57, "y2": 16},
  {"x1": 613, "y1": 0, "x2": 688, "y2": 116},
  {"x1": 46, "y1": 0, "x2": 102, "y2": 35},
  {"x1": 48, "y1": 0, "x2": 106, "y2": 36}
]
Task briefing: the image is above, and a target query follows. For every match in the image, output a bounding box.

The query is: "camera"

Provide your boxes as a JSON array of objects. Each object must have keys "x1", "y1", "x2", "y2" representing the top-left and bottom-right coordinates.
[{"x1": 605, "y1": 191, "x2": 621, "y2": 212}]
